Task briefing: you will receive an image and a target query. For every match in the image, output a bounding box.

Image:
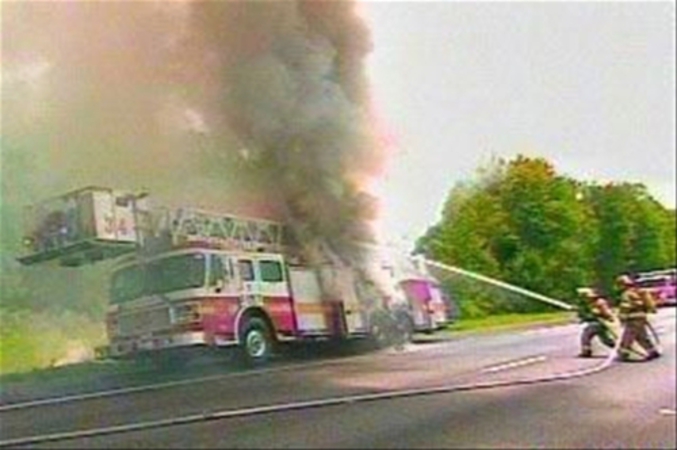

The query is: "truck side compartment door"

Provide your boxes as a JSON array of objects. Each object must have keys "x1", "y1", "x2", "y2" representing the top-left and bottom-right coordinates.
[
  {"x1": 255, "y1": 256, "x2": 295, "y2": 333},
  {"x1": 237, "y1": 258, "x2": 260, "y2": 306}
]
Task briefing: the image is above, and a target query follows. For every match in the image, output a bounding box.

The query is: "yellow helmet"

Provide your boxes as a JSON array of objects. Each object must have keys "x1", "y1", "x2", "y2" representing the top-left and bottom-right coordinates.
[
  {"x1": 616, "y1": 274, "x2": 634, "y2": 287},
  {"x1": 576, "y1": 287, "x2": 597, "y2": 298}
]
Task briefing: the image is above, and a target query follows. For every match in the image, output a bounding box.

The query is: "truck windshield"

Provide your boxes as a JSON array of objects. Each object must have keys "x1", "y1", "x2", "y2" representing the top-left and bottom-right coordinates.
[{"x1": 110, "y1": 253, "x2": 207, "y2": 304}]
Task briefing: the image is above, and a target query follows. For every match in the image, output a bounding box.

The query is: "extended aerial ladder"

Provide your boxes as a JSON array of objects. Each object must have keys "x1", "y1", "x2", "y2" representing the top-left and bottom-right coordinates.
[{"x1": 17, "y1": 186, "x2": 287, "y2": 267}]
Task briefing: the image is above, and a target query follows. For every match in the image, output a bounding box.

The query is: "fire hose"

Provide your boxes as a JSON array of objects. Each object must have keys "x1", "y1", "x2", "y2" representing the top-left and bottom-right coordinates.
[
  {"x1": 2, "y1": 305, "x2": 650, "y2": 449},
  {"x1": 647, "y1": 320, "x2": 661, "y2": 347},
  {"x1": 420, "y1": 258, "x2": 665, "y2": 358},
  {"x1": 0, "y1": 347, "x2": 622, "y2": 448}
]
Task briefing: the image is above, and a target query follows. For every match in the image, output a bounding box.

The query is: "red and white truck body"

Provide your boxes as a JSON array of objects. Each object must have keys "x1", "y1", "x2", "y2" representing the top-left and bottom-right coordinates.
[
  {"x1": 633, "y1": 269, "x2": 677, "y2": 307},
  {"x1": 398, "y1": 278, "x2": 449, "y2": 332},
  {"x1": 18, "y1": 186, "x2": 418, "y2": 362},
  {"x1": 372, "y1": 250, "x2": 451, "y2": 333},
  {"x1": 105, "y1": 246, "x2": 371, "y2": 358},
  {"x1": 18, "y1": 186, "x2": 454, "y2": 363}
]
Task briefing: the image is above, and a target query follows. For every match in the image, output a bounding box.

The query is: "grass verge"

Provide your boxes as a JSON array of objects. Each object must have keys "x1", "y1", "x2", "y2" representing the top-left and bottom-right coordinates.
[
  {"x1": 443, "y1": 311, "x2": 577, "y2": 335},
  {"x1": 1, "y1": 311, "x2": 578, "y2": 388}
]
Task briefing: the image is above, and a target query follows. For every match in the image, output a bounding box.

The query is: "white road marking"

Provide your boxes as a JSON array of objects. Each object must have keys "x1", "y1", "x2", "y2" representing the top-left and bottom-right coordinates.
[
  {"x1": 481, "y1": 355, "x2": 547, "y2": 373},
  {"x1": 659, "y1": 408, "x2": 676, "y2": 416},
  {"x1": 383, "y1": 342, "x2": 447, "y2": 354},
  {"x1": 0, "y1": 355, "x2": 370, "y2": 412},
  {"x1": 0, "y1": 352, "x2": 618, "y2": 448},
  {"x1": 0, "y1": 342, "x2": 451, "y2": 412}
]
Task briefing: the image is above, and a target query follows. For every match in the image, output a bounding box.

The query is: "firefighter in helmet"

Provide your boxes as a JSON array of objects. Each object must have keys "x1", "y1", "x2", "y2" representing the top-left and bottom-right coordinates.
[
  {"x1": 616, "y1": 274, "x2": 661, "y2": 362},
  {"x1": 576, "y1": 287, "x2": 616, "y2": 358}
]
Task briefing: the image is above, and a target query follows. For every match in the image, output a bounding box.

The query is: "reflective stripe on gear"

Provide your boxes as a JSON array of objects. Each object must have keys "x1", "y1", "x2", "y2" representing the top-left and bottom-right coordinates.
[{"x1": 619, "y1": 311, "x2": 647, "y2": 320}]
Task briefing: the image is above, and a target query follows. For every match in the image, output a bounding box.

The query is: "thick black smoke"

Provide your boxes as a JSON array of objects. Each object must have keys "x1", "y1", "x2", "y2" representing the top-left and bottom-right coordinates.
[
  {"x1": 181, "y1": 1, "x2": 386, "y2": 266},
  {"x1": 1, "y1": 1, "x2": 401, "y2": 370},
  {"x1": 3, "y1": 1, "x2": 391, "y2": 312},
  {"x1": 3, "y1": 0, "x2": 387, "y2": 266}
]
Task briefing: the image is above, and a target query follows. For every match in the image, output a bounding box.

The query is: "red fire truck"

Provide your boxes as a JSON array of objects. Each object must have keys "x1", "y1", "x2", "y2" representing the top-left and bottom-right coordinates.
[
  {"x1": 17, "y1": 186, "x2": 447, "y2": 364},
  {"x1": 374, "y1": 251, "x2": 451, "y2": 333},
  {"x1": 633, "y1": 269, "x2": 677, "y2": 307}
]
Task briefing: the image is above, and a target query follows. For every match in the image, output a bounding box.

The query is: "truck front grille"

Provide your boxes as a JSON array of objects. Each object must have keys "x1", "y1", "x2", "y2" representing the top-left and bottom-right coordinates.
[{"x1": 117, "y1": 307, "x2": 171, "y2": 336}]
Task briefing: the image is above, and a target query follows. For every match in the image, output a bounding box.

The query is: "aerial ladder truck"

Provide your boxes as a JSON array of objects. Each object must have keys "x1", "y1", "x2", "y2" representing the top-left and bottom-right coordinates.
[{"x1": 17, "y1": 186, "x2": 450, "y2": 365}]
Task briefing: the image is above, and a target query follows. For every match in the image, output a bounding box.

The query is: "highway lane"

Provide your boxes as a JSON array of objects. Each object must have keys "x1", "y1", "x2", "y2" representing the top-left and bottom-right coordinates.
[
  {"x1": 1, "y1": 308, "x2": 674, "y2": 448},
  {"x1": 65, "y1": 352, "x2": 674, "y2": 449}
]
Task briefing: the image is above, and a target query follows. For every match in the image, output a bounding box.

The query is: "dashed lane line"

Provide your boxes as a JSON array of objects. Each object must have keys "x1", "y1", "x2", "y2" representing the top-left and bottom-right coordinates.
[{"x1": 481, "y1": 355, "x2": 547, "y2": 374}]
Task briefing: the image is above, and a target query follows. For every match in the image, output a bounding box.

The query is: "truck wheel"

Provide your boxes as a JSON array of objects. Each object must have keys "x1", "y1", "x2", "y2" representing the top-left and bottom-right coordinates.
[
  {"x1": 388, "y1": 312, "x2": 414, "y2": 350},
  {"x1": 396, "y1": 313, "x2": 415, "y2": 346},
  {"x1": 369, "y1": 322, "x2": 388, "y2": 349},
  {"x1": 239, "y1": 317, "x2": 274, "y2": 365},
  {"x1": 367, "y1": 310, "x2": 393, "y2": 350}
]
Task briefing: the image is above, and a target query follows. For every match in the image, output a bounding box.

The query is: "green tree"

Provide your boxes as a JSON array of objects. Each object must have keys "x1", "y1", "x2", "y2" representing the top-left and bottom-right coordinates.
[
  {"x1": 584, "y1": 182, "x2": 674, "y2": 295},
  {"x1": 416, "y1": 160, "x2": 511, "y2": 318},
  {"x1": 661, "y1": 209, "x2": 676, "y2": 266},
  {"x1": 496, "y1": 156, "x2": 597, "y2": 302},
  {"x1": 420, "y1": 156, "x2": 675, "y2": 318}
]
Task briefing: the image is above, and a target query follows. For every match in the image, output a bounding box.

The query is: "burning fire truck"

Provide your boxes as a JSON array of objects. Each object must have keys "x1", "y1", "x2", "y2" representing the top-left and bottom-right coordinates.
[{"x1": 17, "y1": 186, "x2": 449, "y2": 364}]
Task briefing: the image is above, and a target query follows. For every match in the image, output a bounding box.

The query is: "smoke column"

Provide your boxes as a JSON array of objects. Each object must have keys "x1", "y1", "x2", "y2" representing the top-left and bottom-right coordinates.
[
  {"x1": 181, "y1": 1, "x2": 388, "y2": 267},
  {"x1": 3, "y1": 1, "x2": 391, "y2": 296},
  {"x1": 0, "y1": 1, "x2": 404, "y2": 371}
]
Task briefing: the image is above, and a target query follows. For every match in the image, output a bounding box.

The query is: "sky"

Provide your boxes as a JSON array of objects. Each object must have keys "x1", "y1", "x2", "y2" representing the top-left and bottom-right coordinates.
[
  {"x1": 1, "y1": 1, "x2": 675, "y2": 256},
  {"x1": 361, "y1": 1, "x2": 676, "y2": 246}
]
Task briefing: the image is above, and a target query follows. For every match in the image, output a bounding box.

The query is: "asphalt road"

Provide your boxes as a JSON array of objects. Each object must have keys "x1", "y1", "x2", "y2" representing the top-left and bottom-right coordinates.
[{"x1": 1, "y1": 308, "x2": 675, "y2": 449}]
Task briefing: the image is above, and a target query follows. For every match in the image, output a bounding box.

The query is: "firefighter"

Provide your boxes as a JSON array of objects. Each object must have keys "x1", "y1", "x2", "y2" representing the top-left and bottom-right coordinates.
[
  {"x1": 616, "y1": 274, "x2": 661, "y2": 362},
  {"x1": 576, "y1": 287, "x2": 616, "y2": 358}
]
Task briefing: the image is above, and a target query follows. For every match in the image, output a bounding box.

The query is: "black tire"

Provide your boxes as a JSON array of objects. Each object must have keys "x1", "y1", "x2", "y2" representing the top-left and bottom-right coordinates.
[
  {"x1": 395, "y1": 312, "x2": 415, "y2": 346},
  {"x1": 367, "y1": 309, "x2": 408, "y2": 350},
  {"x1": 366, "y1": 310, "x2": 390, "y2": 349},
  {"x1": 387, "y1": 312, "x2": 414, "y2": 351},
  {"x1": 239, "y1": 317, "x2": 275, "y2": 365},
  {"x1": 368, "y1": 322, "x2": 389, "y2": 350}
]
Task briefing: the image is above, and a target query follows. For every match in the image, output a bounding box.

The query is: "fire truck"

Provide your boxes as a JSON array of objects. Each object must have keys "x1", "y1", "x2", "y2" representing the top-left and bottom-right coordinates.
[
  {"x1": 374, "y1": 250, "x2": 451, "y2": 333},
  {"x1": 632, "y1": 269, "x2": 677, "y2": 307},
  {"x1": 17, "y1": 186, "x2": 449, "y2": 364}
]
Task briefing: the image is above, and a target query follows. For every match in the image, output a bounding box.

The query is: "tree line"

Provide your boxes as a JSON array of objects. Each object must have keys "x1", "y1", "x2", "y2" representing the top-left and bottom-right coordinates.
[{"x1": 415, "y1": 155, "x2": 676, "y2": 318}]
